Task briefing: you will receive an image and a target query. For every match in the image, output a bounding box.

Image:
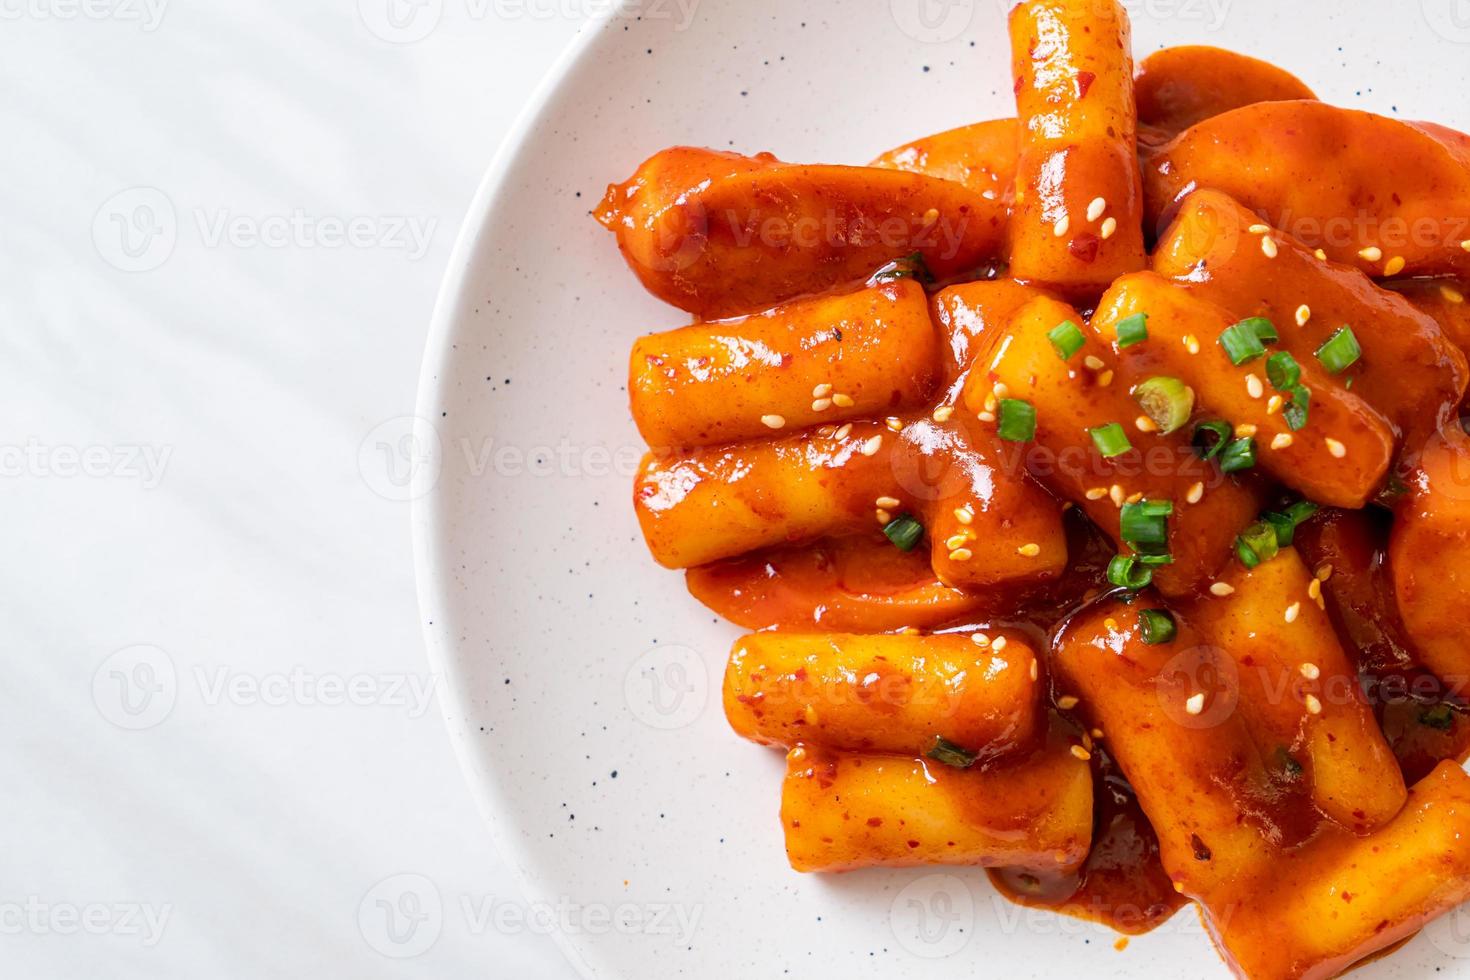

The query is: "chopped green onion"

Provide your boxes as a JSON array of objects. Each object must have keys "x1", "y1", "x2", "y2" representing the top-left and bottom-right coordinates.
[
  {"x1": 1115, "y1": 312, "x2": 1149, "y2": 348},
  {"x1": 1263, "y1": 500, "x2": 1320, "y2": 547},
  {"x1": 1235, "y1": 520, "x2": 1280, "y2": 568},
  {"x1": 1192, "y1": 420, "x2": 1233, "y2": 460},
  {"x1": 1316, "y1": 326, "x2": 1362, "y2": 374},
  {"x1": 1138, "y1": 609, "x2": 1177, "y2": 644},
  {"x1": 1219, "y1": 318, "x2": 1274, "y2": 364},
  {"x1": 1107, "y1": 554, "x2": 1154, "y2": 590},
  {"x1": 998, "y1": 399, "x2": 1037, "y2": 442},
  {"x1": 1090, "y1": 422, "x2": 1132, "y2": 457},
  {"x1": 883, "y1": 514, "x2": 924, "y2": 552},
  {"x1": 1133, "y1": 376, "x2": 1195, "y2": 435},
  {"x1": 1048, "y1": 320, "x2": 1087, "y2": 361},
  {"x1": 926, "y1": 736, "x2": 978, "y2": 769},
  {"x1": 1218, "y1": 437, "x2": 1257, "y2": 474},
  {"x1": 1420, "y1": 704, "x2": 1456, "y2": 732},
  {"x1": 1121, "y1": 500, "x2": 1171, "y2": 554},
  {"x1": 1137, "y1": 553, "x2": 1175, "y2": 566},
  {"x1": 1266, "y1": 351, "x2": 1301, "y2": 391},
  {"x1": 872, "y1": 251, "x2": 931, "y2": 283},
  {"x1": 1282, "y1": 385, "x2": 1311, "y2": 431}
]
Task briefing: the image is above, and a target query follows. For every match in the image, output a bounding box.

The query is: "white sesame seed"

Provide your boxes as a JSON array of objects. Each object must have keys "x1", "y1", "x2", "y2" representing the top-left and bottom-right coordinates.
[
  {"x1": 834, "y1": 423, "x2": 852, "y2": 440},
  {"x1": 1267, "y1": 394, "x2": 1284, "y2": 415},
  {"x1": 932, "y1": 405, "x2": 955, "y2": 422},
  {"x1": 1271, "y1": 433, "x2": 1294, "y2": 450},
  {"x1": 1085, "y1": 487, "x2": 1108, "y2": 501},
  {"x1": 1098, "y1": 370, "x2": 1114, "y2": 387},
  {"x1": 978, "y1": 411, "x2": 996, "y2": 423},
  {"x1": 1285, "y1": 602, "x2": 1301, "y2": 623},
  {"x1": 1246, "y1": 374, "x2": 1264, "y2": 399},
  {"x1": 805, "y1": 704, "x2": 820, "y2": 726},
  {"x1": 1186, "y1": 481, "x2": 1204, "y2": 504},
  {"x1": 1462, "y1": 240, "x2": 1470, "y2": 252},
  {"x1": 1100, "y1": 216, "x2": 1118, "y2": 240},
  {"x1": 1299, "y1": 662, "x2": 1321, "y2": 680},
  {"x1": 1087, "y1": 197, "x2": 1107, "y2": 222},
  {"x1": 1084, "y1": 355, "x2": 1106, "y2": 371},
  {"x1": 1234, "y1": 423, "x2": 1258, "y2": 438},
  {"x1": 1053, "y1": 215, "x2": 1071, "y2": 237},
  {"x1": 1126, "y1": 492, "x2": 1143, "y2": 504},
  {"x1": 993, "y1": 635, "x2": 1008, "y2": 652},
  {"x1": 1209, "y1": 582, "x2": 1235, "y2": 597},
  {"x1": 1359, "y1": 246, "x2": 1383, "y2": 262},
  {"x1": 1135, "y1": 415, "x2": 1159, "y2": 433},
  {"x1": 1070, "y1": 745, "x2": 1092, "y2": 761},
  {"x1": 1316, "y1": 563, "x2": 1334, "y2": 582},
  {"x1": 982, "y1": 189, "x2": 998, "y2": 200},
  {"x1": 1296, "y1": 305, "x2": 1311, "y2": 326},
  {"x1": 1185, "y1": 693, "x2": 1205, "y2": 715},
  {"x1": 1109, "y1": 485, "x2": 1125, "y2": 507},
  {"x1": 817, "y1": 425, "x2": 836, "y2": 437},
  {"x1": 1308, "y1": 578, "x2": 1322, "y2": 600},
  {"x1": 1384, "y1": 256, "x2": 1407, "y2": 277},
  {"x1": 921, "y1": 207, "x2": 939, "y2": 225},
  {"x1": 1441, "y1": 285, "x2": 1465, "y2": 304},
  {"x1": 885, "y1": 417, "x2": 903, "y2": 432},
  {"x1": 954, "y1": 507, "x2": 974, "y2": 525},
  {"x1": 1057, "y1": 694, "x2": 1080, "y2": 709},
  {"x1": 812, "y1": 398, "x2": 833, "y2": 412},
  {"x1": 1304, "y1": 693, "x2": 1322, "y2": 715},
  {"x1": 1325, "y1": 437, "x2": 1347, "y2": 458},
  {"x1": 789, "y1": 745, "x2": 807, "y2": 763},
  {"x1": 1184, "y1": 334, "x2": 1201, "y2": 355},
  {"x1": 876, "y1": 496, "x2": 901, "y2": 509},
  {"x1": 813, "y1": 383, "x2": 833, "y2": 398},
  {"x1": 1315, "y1": 248, "x2": 1328, "y2": 261},
  {"x1": 1261, "y1": 237, "x2": 1279, "y2": 259},
  {"x1": 1104, "y1": 617, "x2": 1119, "y2": 631},
  {"x1": 761, "y1": 414, "x2": 786, "y2": 429},
  {"x1": 993, "y1": 382, "x2": 1010, "y2": 399},
  {"x1": 971, "y1": 632, "x2": 991, "y2": 647},
  {"x1": 1018, "y1": 543, "x2": 1042, "y2": 557},
  {"x1": 1248, "y1": 223, "x2": 1271, "y2": 234},
  {"x1": 876, "y1": 508, "x2": 892, "y2": 524},
  {"x1": 832, "y1": 393, "x2": 855, "y2": 408},
  {"x1": 949, "y1": 547, "x2": 973, "y2": 562},
  {"x1": 946, "y1": 533, "x2": 970, "y2": 550},
  {"x1": 861, "y1": 434, "x2": 883, "y2": 456}
]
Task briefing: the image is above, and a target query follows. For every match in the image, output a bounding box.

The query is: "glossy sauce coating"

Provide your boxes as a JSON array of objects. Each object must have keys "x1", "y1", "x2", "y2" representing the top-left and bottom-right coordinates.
[
  {"x1": 869, "y1": 117, "x2": 1018, "y2": 200},
  {"x1": 1135, "y1": 45, "x2": 1315, "y2": 142}
]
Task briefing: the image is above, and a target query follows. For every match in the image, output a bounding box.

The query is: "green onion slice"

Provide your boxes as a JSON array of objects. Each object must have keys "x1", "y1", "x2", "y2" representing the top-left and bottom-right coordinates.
[
  {"x1": 1107, "y1": 554, "x2": 1154, "y2": 590},
  {"x1": 1115, "y1": 312, "x2": 1149, "y2": 348},
  {"x1": 926, "y1": 736, "x2": 978, "y2": 769},
  {"x1": 997, "y1": 398, "x2": 1037, "y2": 442},
  {"x1": 1090, "y1": 422, "x2": 1132, "y2": 458},
  {"x1": 1138, "y1": 609, "x2": 1177, "y2": 645},
  {"x1": 1282, "y1": 385, "x2": 1311, "y2": 431},
  {"x1": 1134, "y1": 376, "x2": 1195, "y2": 435},
  {"x1": 1048, "y1": 320, "x2": 1086, "y2": 361},
  {"x1": 1121, "y1": 500, "x2": 1172, "y2": 553},
  {"x1": 1316, "y1": 326, "x2": 1362, "y2": 374},
  {"x1": 1236, "y1": 520, "x2": 1280, "y2": 568},
  {"x1": 1263, "y1": 500, "x2": 1320, "y2": 548},
  {"x1": 1266, "y1": 351, "x2": 1301, "y2": 391},
  {"x1": 1219, "y1": 318, "x2": 1274, "y2": 364},
  {"x1": 1193, "y1": 420, "x2": 1232, "y2": 460},
  {"x1": 1219, "y1": 437, "x2": 1257, "y2": 474},
  {"x1": 884, "y1": 514, "x2": 924, "y2": 552}
]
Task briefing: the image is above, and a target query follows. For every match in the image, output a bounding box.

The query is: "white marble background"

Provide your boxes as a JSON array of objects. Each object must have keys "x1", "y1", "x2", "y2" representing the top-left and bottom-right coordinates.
[{"x1": 1, "y1": 1, "x2": 588, "y2": 976}]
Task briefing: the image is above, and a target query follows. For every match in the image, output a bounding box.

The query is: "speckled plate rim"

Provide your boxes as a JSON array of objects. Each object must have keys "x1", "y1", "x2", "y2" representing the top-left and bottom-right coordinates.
[{"x1": 411, "y1": 8, "x2": 626, "y2": 977}]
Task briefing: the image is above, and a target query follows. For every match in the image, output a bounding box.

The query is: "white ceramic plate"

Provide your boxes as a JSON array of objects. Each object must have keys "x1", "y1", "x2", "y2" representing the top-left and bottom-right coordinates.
[{"x1": 414, "y1": 2, "x2": 1470, "y2": 976}]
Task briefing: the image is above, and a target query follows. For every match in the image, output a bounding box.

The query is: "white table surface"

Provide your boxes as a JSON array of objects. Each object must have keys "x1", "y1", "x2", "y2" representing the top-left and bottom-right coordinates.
[{"x1": 2, "y1": 3, "x2": 587, "y2": 976}]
